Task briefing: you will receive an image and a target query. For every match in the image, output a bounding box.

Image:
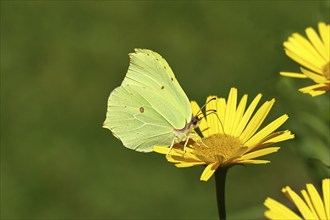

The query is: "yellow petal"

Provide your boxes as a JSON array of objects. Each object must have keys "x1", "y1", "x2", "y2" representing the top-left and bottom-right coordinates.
[
  {"x1": 168, "y1": 154, "x2": 198, "y2": 164},
  {"x1": 240, "y1": 99, "x2": 275, "y2": 144},
  {"x1": 191, "y1": 101, "x2": 201, "y2": 116},
  {"x1": 301, "y1": 67, "x2": 329, "y2": 83},
  {"x1": 310, "y1": 90, "x2": 327, "y2": 97},
  {"x1": 231, "y1": 146, "x2": 248, "y2": 158},
  {"x1": 240, "y1": 147, "x2": 280, "y2": 160},
  {"x1": 264, "y1": 197, "x2": 302, "y2": 219},
  {"x1": 306, "y1": 183, "x2": 327, "y2": 219},
  {"x1": 301, "y1": 189, "x2": 318, "y2": 218},
  {"x1": 224, "y1": 147, "x2": 248, "y2": 165},
  {"x1": 286, "y1": 34, "x2": 324, "y2": 70},
  {"x1": 299, "y1": 84, "x2": 328, "y2": 95},
  {"x1": 233, "y1": 93, "x2": 262, "y2": 137},
  {"x1": 153, "y1": 146, "x2": 172, "y2": 155},
  {"x1": 206, "y1": 96, "x2": 220, "y2": 135},
  {"x1": 285, "y1": 49, "x2": 322, "y2": 74},
  {"x1": 167, "y1": 156, "x2": 181, "y2": 163},
  {"x1": 282, "y1": 187, "x2": 317, "y2": 219},
  {"x1": 261, "y1": 130, "x2": 294, "y2": 146},
  {"x1": 200, "y1": 162, "x2": 219, "y2": 181},
  {"x1": 169, "y1": 149, "x2": 201, "y2": 161},
  {"x1": 280, "y1": 71, "x2": 308, "y2": 78},
  {"x1": 175, "y1": 161, "x2": 206, "y2": 168},
  {"x1": 291, "y1": 33, "x2": 324, "y2": 64},
  {"x1": 244, "y1": 114, "x2": 289, "y2": 149},
  {"x1": 322, "y1": 179, "x2": 330, "y2": 219},
  {"x1": 318, "y1": 23, "x2": 329, "y2": 58},
  {"x1": 224, "y1": 88, "x2": 237, "y2": 135},
  {"x1": 216, "y1": 97, "x2": 227, "y2": 134},
  {"x1": 231, "y1": 94, "x2": 248, "y2": 135},
  {"x1": 306, "y1": 26, "x2": 328, "y2": 61},
  {"x1": 177, "y1": 149, "x2": 196, "y2": 158},
  {"x1": 237, "y1": 159, "x2": 270, "y2": 164}
]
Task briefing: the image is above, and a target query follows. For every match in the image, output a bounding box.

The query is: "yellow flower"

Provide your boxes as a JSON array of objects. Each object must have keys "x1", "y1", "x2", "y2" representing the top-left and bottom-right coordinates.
[
  {"x1": 154, "y1": 88, "x2": 294, "y2": 181},
  {"x1": 264, "y1": 178, "x2": 330, "y2": 219},
  {"x1": 280, "y1": 22, "x2": 330, "y2": 96}
]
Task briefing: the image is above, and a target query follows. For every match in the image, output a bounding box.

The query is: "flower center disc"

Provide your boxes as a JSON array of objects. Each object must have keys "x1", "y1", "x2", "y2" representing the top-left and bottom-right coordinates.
[{"x1": 192, "y1": 134, "x2": 245, "y2": 161}]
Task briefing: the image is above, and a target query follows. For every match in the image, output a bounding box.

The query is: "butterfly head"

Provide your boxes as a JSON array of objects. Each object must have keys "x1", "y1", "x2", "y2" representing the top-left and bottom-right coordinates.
[
  {"x1": 190, "y1": 97, "x2": 217, "y2": 128},
  {"x1": 191, "y1": 115, "x2": 201, "y2": 128}
]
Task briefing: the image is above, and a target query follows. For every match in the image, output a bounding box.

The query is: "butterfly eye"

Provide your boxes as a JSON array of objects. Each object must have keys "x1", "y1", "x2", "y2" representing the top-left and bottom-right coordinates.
[{"x1": 192, "y1": 117, "x2": 199, "y2": 125}]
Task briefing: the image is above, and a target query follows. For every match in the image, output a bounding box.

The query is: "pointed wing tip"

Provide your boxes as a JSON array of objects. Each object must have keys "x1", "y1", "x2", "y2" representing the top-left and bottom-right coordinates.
[{"x1": 130, "y1": 48, "x2": 162, "y2": 58}]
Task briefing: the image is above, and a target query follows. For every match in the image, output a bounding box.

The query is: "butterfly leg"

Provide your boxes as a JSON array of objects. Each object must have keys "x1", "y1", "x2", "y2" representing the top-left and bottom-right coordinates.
[
  {"x1": 194, "y1": 135, "x2": 208, "y2": 148},
  {"x1": 182, "y1": 138, "x2": 191, "y2": 156},
  {"x1": 189, "y1": 132, "x2": 208, "y2": 148},
  {"x1": 198, "y1": 139, "x2": 209, "y2": 148},
  {"x1": 166, "y1": 138, "x2": 176, "y2": 156}
]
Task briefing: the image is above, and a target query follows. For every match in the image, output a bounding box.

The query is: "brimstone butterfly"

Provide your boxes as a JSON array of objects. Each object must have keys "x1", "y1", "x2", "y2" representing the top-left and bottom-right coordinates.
[{"x1": 103, "y1": 49, "x2": 200, "y2": 153}]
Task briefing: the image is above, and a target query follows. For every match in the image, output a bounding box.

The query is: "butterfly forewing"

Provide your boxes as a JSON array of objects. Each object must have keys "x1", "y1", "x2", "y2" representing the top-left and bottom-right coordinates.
[{"x1": 124, "y1": 49, "x2": 192, "y2": 128}]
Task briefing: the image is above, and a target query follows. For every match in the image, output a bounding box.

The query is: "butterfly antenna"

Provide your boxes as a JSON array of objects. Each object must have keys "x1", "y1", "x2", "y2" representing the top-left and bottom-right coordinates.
[
  {"x1": 202, "y1": 110, "x2": 226, "y2": 136},
  {"x1": 194, "y1": 97, "x2": 217, "y2": 116}
]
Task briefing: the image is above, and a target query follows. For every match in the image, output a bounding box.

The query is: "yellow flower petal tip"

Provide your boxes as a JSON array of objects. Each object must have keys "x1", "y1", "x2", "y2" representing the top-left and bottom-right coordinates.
[
  {"x1": 280, "y1": 22, "x2": 330, "y2": 96},
  {"x1": 265, "y1": 178, "x2": 330, "y2": 219},
  {"x1": 154, "y1": 88, "x2": 294, "y2": 181}
]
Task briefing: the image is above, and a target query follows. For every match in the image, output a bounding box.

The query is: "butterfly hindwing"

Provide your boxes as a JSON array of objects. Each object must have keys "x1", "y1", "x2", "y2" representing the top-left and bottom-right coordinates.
[{"x1": 104, "y1": 85, "x2": 174, "y2": 152}]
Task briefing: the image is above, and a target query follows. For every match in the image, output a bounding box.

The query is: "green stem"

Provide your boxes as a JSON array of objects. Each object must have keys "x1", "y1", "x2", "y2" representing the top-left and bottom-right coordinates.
[{"x1": 215, "y1": 167, "x2": 228, "y2": 220}]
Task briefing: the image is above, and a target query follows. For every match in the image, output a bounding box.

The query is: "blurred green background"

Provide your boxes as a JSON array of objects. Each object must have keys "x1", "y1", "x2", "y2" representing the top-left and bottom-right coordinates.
[{"x1": 1, "y1": 1, "x2": 329, "y2": 219}]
